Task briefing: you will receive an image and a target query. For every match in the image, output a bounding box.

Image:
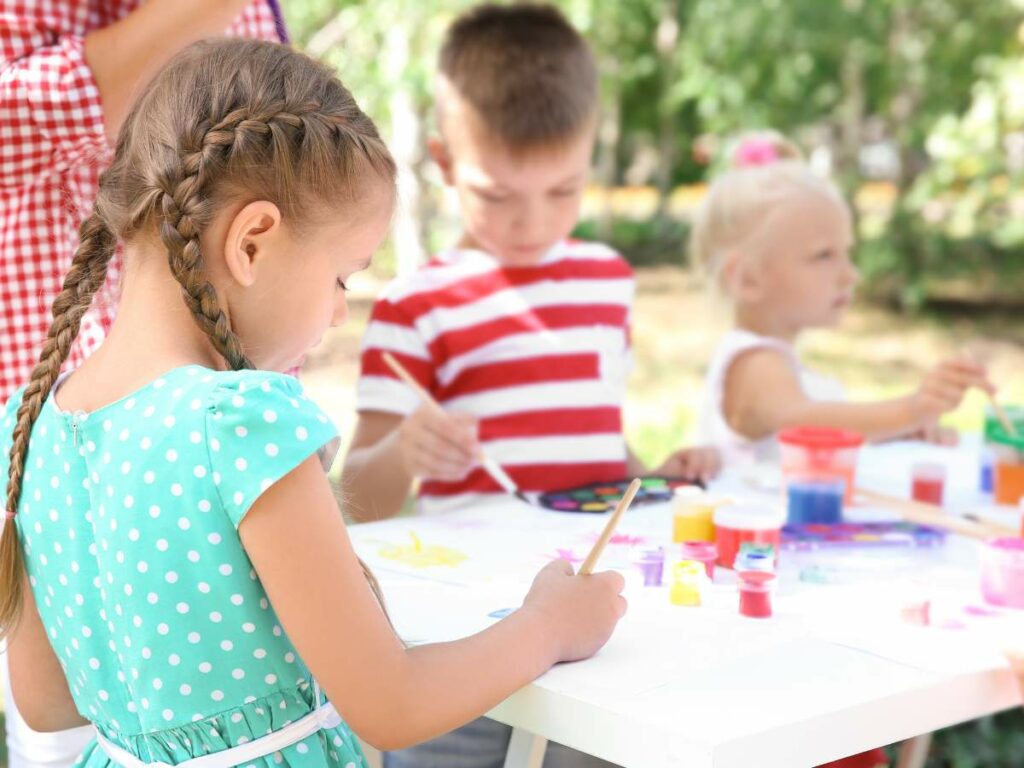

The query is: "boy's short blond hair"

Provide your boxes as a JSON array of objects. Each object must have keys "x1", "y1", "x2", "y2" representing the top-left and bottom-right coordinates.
[{"x1": 438, "y1": 3, "x2": 598, "y2": 150}]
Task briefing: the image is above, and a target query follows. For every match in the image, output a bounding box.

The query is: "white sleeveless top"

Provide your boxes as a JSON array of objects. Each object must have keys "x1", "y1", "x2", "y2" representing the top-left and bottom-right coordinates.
[{"x1": 697, "y1": 329, "x2": 846, "y2": 465}]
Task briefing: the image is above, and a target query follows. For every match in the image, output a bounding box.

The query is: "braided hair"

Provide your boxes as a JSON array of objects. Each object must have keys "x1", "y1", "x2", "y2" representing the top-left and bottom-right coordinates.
[{"x1": 1, "y1": 39, "x2": 397, "y2": 633}]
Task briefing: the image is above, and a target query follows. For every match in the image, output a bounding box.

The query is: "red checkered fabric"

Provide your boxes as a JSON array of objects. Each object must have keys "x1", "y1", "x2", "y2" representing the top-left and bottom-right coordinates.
[{"x1": 0, "y1": 1, "x2": 285, "y2": 404}]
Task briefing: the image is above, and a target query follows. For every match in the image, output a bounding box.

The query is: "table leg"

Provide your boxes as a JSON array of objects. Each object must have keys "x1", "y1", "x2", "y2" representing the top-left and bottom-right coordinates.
[
  {"x1": 895, "y1": 733, "x2": 932, "y2": 768},
  {"x1": 503, "y1": 727, "x2": 548, "y2": 768}
]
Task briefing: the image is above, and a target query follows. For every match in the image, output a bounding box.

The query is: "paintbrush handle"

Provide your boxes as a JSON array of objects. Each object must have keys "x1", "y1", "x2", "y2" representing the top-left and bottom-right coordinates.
[
  {"x1": 381, "y1": 352, "x2": 523, "y2": 496},
  {"x1": 579, "y1": 478, "x2": 642, "y2": 575},
  {"x1": 855, "y1": 488, "x2": 1016, "y2": 540},
  {"x1": 990, "y1": 397, "x2": 1019, "y2": 439},
  {"x1": 381, "y1": 352, "x2": 446, "y2": 418}
]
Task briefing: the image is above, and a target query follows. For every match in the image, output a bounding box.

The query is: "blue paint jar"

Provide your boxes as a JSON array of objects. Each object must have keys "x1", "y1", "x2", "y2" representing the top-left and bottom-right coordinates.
[
  {"x1": 786, "y1": 478, "x2": 844, "y2": 525},
  {"x1": 980, "y1": 447, "x2": 995, "y2": 494}
]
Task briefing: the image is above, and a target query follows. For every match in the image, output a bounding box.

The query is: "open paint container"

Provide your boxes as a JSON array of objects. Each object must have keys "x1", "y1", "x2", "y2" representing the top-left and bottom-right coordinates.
[
  {"x1": 680, "y1": 541, "x2": 717, "y2": 578},
  {"x1": 985, "y1": 407, "x2": 1024, "y2": 506},
  {"x1": 713, "y1": 503, "x2": 784, "y2": 568},
  {"x1": 980, "y1": 537, "x2": 1024, "y2": 608},
  {"x1": 779, "y1": 426, "x2": 863, "y2": 509}
]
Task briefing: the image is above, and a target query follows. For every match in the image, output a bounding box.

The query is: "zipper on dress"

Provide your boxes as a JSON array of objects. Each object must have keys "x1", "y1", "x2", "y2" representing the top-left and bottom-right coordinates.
[{"x1": 71, "y1": 411, "x2": 86, "y2": 447}]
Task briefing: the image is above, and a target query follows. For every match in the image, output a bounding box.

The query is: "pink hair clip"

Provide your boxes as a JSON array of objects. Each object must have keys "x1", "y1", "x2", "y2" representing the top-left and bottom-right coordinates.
[
  {"x1": 734, "y1": 137, "x2": 779, "y2": 168},
  {"x1": 4, "y1": 509, "x2": 16, "y2": 520}
]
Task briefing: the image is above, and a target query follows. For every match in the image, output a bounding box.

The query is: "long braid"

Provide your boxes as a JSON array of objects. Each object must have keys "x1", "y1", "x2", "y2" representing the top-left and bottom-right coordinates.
[
  {"x1": 3, "y1": 39, "x2": 397, "y2": 636},
  {"x1": 1, "y1": 214, "x2": 117, "y2": 634}
]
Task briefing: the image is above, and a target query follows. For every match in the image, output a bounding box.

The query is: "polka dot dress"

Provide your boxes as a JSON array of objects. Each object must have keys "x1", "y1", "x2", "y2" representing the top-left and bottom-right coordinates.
[{"x1": 1, "y1": 366, "x2": 367, "y2": 768}]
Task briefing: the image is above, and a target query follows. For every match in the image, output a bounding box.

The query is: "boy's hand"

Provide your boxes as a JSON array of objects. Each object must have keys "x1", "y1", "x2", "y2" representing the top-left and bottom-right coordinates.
[
  {"x1": 654, "y1": 445, "x2": 722, "y2": 484},
  {"x1": 910, "y1": 357, "x2": 994, "y2": 425},
  {"x1": 398, "y1": 406, "x2": 479, "y2": 481}
]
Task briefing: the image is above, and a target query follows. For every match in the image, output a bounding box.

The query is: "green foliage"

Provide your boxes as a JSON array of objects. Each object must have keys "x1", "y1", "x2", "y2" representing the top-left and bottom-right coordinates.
[{"x1": 284, "y1": 0, "x2": 1024, "y2": 307}]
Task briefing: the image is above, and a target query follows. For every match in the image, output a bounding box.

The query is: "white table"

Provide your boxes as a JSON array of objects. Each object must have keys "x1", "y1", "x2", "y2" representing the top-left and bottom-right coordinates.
[{"x1": 349, "y1": 441, "x2": 1023, "y2": 767}]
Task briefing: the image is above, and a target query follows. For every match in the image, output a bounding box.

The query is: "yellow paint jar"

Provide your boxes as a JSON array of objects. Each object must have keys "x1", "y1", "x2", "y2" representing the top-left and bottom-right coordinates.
[
  {"x1": 672, "y1": 488, "x2": 723, "y2": 543},
  {"x1": 669, "y1": 560, "x2": 706, "y2": 607}
]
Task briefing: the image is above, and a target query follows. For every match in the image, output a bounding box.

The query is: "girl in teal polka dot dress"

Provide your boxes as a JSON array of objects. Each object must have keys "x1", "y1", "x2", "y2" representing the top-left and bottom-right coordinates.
[{"x1": 0, "y1": 39, "x2": 626, "y2": 768}]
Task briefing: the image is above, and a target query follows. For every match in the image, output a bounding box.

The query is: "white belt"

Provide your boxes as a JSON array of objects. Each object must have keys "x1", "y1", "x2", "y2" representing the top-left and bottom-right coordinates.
[{"x1": 96, "y1": 701, "x2": 341, "y2": 768}]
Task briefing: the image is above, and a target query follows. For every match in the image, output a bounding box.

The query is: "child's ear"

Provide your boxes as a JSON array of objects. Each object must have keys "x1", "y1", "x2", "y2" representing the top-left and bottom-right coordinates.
[
  {"x1": 427, "y1": 136, "x2": 455, "y2": 186},
  {"x1": 721, "y1": 250, "x2": 765, "y2": 303},
  {"x1": 222, "y1": 201, "x2": 282, "y2": 287}
]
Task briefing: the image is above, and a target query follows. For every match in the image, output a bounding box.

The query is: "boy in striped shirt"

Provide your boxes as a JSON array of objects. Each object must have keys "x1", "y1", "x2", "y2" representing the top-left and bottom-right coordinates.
[{"x1": 344, "y1": 3, "x2": 719, "y2": 528}]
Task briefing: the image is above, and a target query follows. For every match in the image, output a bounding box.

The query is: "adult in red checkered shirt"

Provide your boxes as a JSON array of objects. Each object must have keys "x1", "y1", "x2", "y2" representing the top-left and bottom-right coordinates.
[{"x1": 0, "y1": 5, "x2": 287, "y2": 765}]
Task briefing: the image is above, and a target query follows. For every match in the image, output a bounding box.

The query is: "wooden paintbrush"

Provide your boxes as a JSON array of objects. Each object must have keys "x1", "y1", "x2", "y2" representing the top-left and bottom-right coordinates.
[
  {"x1": 855, "y1": 488, "x2": 1016, "y2": 540},
  {"x1": 579, "y1": 478, "x2": 642, "y2": 575}
]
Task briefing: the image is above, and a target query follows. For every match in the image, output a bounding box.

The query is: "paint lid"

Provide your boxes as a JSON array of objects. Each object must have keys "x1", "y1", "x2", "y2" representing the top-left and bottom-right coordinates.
[
  {"x1": 778, "y1": 426, "x2": 864, "y2": 450},
  {"x1": 680, "y1": 541, "x2": 717, "y2": 560},
  {"x1": 735, "y1": 550, "x2": 775, "y2": 573},
  {"x1": 713, "y1": 503, "x2": 785, "y2": 531}
]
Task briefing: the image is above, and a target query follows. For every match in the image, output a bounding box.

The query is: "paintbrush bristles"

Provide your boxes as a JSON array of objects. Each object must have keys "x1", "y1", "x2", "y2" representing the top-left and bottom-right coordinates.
[{"x1": 578, "y1": 478, "x2": 642, "y2": 575}]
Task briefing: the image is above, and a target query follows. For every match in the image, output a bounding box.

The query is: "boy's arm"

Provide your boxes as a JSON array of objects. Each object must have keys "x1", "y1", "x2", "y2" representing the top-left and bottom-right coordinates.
[
  {"x1": 342, "y1": 407, "x2": 480, "y2": 522},
  {"x1": 342, "y1": 411, "x2": 417, "y2": 522},
  {"x1": 8, "y1": 574, "x2": 89, "y2": 731},
  {"x1": 724, "y1": 348, "x2": 992, "y2": 442}
]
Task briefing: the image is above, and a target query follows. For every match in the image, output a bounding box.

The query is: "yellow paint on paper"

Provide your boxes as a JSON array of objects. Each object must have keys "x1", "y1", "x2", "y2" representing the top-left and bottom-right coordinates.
[{"x1": 379, "y1": 532, "x2": 469, "y2": 568}]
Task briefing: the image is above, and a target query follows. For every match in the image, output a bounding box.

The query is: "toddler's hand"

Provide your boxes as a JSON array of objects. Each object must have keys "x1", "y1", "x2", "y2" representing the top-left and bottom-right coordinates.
[
  {"x1": 521, "y1": 560, "x2": 626, "y2": 663},
  {"x1": 398, "y1": 406, "x2": 479, "y2": 481},
  {"x1": 654, "y1": 445, "x2": 722, "y2": 484},
  {"x1": 911, "y1": 357, "x2": 994, "y2": 425}
]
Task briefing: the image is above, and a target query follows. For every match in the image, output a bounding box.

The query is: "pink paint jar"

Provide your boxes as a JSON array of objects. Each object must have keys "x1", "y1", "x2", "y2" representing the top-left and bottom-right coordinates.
[
  {"x1": 713, "y1": 504, "x2": 785, "y2": 569},
  {"x1": 980, "y1": 537, "x2": 1024, "y2": 608},
  {"x1": 779, "y1": 426, "x2": 864, "y2": 506},
  {"x1": 680, "y1": 541, "x2": 717, "y2": 578}
]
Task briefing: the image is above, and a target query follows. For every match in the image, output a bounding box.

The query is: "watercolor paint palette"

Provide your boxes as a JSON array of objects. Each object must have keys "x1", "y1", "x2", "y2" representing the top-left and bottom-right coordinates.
[
  {"x1": 539, "y1": 476, "x2": 703, "y2": 514},
  {"x1": 782, "y1": 521, "x2": 946, "y2": 550}
]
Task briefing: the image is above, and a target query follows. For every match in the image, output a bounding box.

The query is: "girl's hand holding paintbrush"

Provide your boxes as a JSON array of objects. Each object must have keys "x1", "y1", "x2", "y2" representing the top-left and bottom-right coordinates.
[
  {"x1": 908, "y1": 356, "x2": 995, "y2": 429},
  {"x1": 520, "y1": 560, "x2": 627, "y2": 663}
]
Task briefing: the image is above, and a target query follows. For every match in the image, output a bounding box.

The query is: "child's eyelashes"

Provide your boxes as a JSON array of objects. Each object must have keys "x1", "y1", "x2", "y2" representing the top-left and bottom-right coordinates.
[{"x1": 336, "y1": 278, "x2": 349, "y2": 292}]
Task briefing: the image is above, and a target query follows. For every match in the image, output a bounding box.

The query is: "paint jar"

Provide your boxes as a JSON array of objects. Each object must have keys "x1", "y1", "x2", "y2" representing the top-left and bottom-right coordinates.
[
  {"x1": 736, "y1": 570, "x2": 776, "y2": 619},
  {"x1": 994, "y1": 447, "x2": 1024, "y2": 507},
  {"x1": 630, "y1": 546, "x2": 665, "y2": 587},
  {"x1": 713, "y1": 504, "x2": 784, "y2": 569},
  {"x1": 734, "y1": 549, "x2": 774, "y2": 574},
  {"x1": 910, "y1": 462, "x2": 946, "y2": 506},
  {"x1": 985, "y1": 407, "x2": 1024, "y2": 506},
  {"x1": 786, "y1": 478, "x2": 844, "y2": 524},
  {"x1": 671, "y1": 488, "x2": 720, "y2": 543},
  {"x1": 980, "y1": 537, "x2": 1024, "y2": 609},
  {"x1": 679, "y1": 541, "x2": 717, "y2": 579},
  {"x1": 779, "y1": 426, "x2": 864, "y2": 506},
  {"x1": 980, "y1": 447, "x2": 995, "y2": 495},
  {"x1": 669, "y1": 560, "x2": 706, "y2": 606}
]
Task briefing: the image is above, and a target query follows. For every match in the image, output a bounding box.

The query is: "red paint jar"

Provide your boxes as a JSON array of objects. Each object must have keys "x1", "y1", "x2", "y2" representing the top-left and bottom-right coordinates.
[
  {"x1": 713, "y1": 504, "x2": 784, "y2": 568},
  {"x1": 911, "y1": 462, "x2": 946, "y2": 506},
  {"x1": 738, "y1": 571, "x2": 776, "y2": 619}
]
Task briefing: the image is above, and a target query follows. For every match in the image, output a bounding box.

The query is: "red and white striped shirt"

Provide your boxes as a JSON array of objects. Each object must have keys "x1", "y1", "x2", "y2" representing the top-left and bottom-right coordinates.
[
  {"x1": 0, "y1": 0, "x2": 286, "y2": 404},
  {"x1": 358, "y1": 239, "x2": 634, "y2": 503}
]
